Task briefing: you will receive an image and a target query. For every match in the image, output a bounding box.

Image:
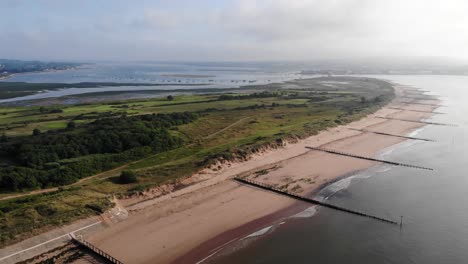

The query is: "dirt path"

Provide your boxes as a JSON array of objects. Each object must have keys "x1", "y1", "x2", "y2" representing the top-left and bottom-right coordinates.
[
  {"x1": 0, "y1": 165, "x2": 127, "y2": 201},
  {"x1": 204, "y1": 116, "x2": 252, "y2": 139}
]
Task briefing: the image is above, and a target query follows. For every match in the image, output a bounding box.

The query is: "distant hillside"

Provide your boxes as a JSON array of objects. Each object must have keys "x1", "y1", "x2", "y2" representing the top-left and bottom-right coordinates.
[{"x1": 0, "y1": 59, "x2": 81, "y2": 78}]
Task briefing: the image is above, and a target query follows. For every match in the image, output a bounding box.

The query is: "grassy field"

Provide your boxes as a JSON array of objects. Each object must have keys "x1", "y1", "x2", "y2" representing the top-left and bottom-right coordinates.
[{"x1": 0, "y1": 76, "x2": 394, "y2": 246}]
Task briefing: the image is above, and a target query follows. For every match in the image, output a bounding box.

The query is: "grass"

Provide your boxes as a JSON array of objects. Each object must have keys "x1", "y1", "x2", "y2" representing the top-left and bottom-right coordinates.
[
  {"x1": 0, "y1": 76, "x2": 394, "y2": 247},
  {"x1": 0, "y1": 186, "x2": 113, "y2": 246}
]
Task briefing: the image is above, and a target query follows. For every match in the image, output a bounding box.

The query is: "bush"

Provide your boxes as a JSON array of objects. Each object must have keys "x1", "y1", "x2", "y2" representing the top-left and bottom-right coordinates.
[
  {"x1": 35, "y1": 204, "x2": 57, "y2": 216},
  {"x1": 119, "y1": 170, "x2": 138, "y2": 184},
  {"x1": 85, "y1": 203, "x2": 105, "y2": 213},
  {"x1": 67, "y1": 121, "x2": 76, "y2": 129},
  {"x1": 32, "y1": 128, "x2": 41, "y2": 136}
]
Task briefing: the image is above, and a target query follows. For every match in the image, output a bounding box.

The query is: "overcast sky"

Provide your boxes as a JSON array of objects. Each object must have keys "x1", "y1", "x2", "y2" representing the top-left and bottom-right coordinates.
[{"x1": 2, "y1": 0, "x2": 468, "y2": 62}]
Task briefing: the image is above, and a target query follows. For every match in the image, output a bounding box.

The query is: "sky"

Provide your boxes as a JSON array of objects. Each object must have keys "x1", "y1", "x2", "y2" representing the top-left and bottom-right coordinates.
[{"x1": 2, "y1": 0, "x2": 468, "y2": 62}]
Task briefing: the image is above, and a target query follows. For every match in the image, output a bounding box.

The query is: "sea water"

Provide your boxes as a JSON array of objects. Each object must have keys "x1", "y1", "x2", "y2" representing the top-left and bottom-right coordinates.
[{"x1": 210, "y1": 75, "x2": 468, "y2": 264}]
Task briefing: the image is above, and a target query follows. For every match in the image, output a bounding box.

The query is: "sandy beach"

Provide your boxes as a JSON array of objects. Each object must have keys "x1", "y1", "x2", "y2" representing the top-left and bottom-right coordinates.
[{"x1": 86, "y1": 84, "x2": 439, "y2": 264}]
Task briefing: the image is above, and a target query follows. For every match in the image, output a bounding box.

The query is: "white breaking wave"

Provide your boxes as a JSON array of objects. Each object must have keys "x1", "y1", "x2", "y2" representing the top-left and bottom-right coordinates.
[
  {"x1": 314, "y1": 164, "x2": 391, "y2": 202},
  {"x1": 243, "y1": 225, "x2": 273, "y2": 239},
  {"x1": 408, "y1": 126, "x2": 426, "y2": 137},
  {"x1": 291, "y1": 206, "x2": 318, "y2": 218}
]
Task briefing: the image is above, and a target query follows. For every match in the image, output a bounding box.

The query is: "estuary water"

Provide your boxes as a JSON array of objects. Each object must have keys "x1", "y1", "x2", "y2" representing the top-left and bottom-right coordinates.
[
  {"x1": 0, "y1": 61, "x2": 301, "y2": 103},
  {"x1": 211, "y1": 75, "x2": 468, "y2": 264},
  {"x1": 2, "y1": 61, "x2": 301, "y2": 84}
]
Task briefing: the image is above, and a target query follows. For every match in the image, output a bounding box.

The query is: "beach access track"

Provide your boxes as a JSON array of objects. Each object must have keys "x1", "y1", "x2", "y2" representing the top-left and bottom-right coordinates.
[{"x1": 72, "y1": 234, "x2": 124, "y2": 264}]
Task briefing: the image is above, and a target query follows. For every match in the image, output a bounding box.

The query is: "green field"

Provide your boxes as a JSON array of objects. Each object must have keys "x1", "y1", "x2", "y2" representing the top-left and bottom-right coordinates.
[{"x1": 0, "y1": 76, "x2": 394, "y2": 246}]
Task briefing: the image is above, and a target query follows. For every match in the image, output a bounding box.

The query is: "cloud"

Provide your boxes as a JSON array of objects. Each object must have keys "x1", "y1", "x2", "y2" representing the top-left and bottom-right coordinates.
[
  {"x1": 219, "y1": 0, "x2": 371, "y2": 41},
  {"x1": 1, "y1": 0, "x2": 468, "y2": 61},
  {"x1": 129, "y1": 10, "x2": 179, "y2": 31}
]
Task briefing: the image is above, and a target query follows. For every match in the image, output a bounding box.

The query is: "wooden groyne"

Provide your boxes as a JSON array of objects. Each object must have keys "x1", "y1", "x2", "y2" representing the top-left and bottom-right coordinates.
[
  {"x1": 234, "y1": 177, "x2": 398, "y2": 225},
  {"x1": 305, "y1": 146, "x2": 433, "y2": 170},
  {"x1": 404, "y1": 90, "x2": 428, "y2": 93},
  {"x1": 399, "y1": 102, "x2": 446, "y2": 107},
  {"x1": 347, "y1": 128, "x2": 435, "y2": 142},
  {"x1": 72, "y1": 236, "x2": 123, "y2": 264},
  {"x1": 404, "y1": 90, "x2": 427, "y2": 94},
  {"x1": 401, "y1": 96, "x2": 439, "y2": 101},
  {"x1": 388, "y1": 107, "x2": 447, "y2": 115},
  {"x1": 403, "y1": 92, "x2": 429, "y2": 97},
  {"x1": 403, "y1": 88, "x2": 429, "y2": 92},
  {"x1": 375, "y1": 116, "x2": 457, "y2": 127}
]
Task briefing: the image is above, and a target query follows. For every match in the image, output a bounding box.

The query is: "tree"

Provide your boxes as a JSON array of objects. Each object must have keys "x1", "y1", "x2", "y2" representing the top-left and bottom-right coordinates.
[
  {"x1": 167, "y1": 95, "x2": 174, "y2": 101},
  {"x1": 0, "y1": 112, "x2": 198, "y2": 192},
  {"x1": 119, "y1": 170, "x2": 138, "y2": 184},
  {"x1": 360, "y1": 96, "x2": 367, "y2": 104},
  {"x1": 32, "y1": 128, "x2": 41, "y2": 136}
]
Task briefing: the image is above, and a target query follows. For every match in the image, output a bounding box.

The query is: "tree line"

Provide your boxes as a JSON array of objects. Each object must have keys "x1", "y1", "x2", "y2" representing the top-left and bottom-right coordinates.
[{"x1": 0, "y1": 112, "x2": 198, "y2": 192}]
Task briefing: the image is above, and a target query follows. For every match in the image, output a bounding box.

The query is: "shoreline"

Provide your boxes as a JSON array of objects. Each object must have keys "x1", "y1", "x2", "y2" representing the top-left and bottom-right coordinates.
[
  {"x1": 175, "y1": 167, "x2": 368, "y2": 264},
  {"x1": 179, "y1": 122, "x2": 433, "y2": 264},
  {"x1": 181, "y1": 106, "x2": 438, "y2": 263},
  {"x1": 84, "y1": 83, "x2": 440, "y2": 263}
]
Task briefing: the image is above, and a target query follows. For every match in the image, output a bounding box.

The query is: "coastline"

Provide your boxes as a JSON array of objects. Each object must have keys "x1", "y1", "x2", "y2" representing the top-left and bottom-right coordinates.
[
  {"x1": 83, "y1": 83, "x2": 440, "y2": 264},
  {"x1": 0, "y1": 66, "x2": 84, "y2": 82}
]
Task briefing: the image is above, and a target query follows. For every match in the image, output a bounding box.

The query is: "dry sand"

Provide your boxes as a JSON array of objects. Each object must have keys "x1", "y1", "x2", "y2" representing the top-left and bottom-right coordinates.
[{"x1": 86, "y1": 85, "x2": 439, "y2": 264}]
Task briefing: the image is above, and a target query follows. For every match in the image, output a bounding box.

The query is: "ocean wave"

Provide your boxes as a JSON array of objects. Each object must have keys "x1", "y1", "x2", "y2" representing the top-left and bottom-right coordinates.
[
  {"x1": 377, "y1": 139, "x2": 420, "y2": 159},
  {"x1": 243, "y1": 225, "x2": 274, "y2": 239},
  {"x1": 290, "y1": 206, "x2": 318, "y2": 218},
  {"x1": 408, "y1": 126, "x2": 426, "y2": 137},
  {"x1": 314, "y1": 164, "x2": 391, "y2": 202}
]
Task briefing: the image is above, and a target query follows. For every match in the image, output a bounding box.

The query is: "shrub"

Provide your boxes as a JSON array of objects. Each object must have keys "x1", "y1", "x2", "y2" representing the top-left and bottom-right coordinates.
[
  {"x1": 35, "y1": 204, "x2": 57, "y2": 216},
  {"x1": 32, "y1": 128, "x2": 41, "y2": 136},
  {"x1": 67, "y1": 121, "x2": 76, "y2": 129},
  {"x1": 119, "y1": 170, "x2": 138, "y2": 184},
  {"x1": 85, "y1": 203, "x2": 105, "y2": 213}
]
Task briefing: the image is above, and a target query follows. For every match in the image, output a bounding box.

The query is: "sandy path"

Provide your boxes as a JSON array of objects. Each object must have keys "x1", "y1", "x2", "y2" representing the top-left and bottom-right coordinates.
[{"x1": 86, "y1": 85, "x2": 439, "y2": 264}]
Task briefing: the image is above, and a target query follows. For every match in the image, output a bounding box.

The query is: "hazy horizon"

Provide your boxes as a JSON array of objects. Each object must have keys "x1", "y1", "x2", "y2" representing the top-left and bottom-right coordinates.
[{"x1": 2, "y1": 0, "x2": 468, "y2": 63}]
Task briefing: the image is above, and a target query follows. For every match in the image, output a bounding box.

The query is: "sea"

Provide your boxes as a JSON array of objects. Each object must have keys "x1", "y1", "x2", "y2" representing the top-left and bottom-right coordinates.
[{"x1": 208, "y1": 75, "x2": 468, "y2": 264}]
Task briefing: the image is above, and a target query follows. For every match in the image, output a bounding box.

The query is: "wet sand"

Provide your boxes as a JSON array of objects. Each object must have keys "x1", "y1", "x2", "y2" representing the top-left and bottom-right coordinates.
[{"x1": 86, "y1": 85, "x2": 439, "y2": 264}]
